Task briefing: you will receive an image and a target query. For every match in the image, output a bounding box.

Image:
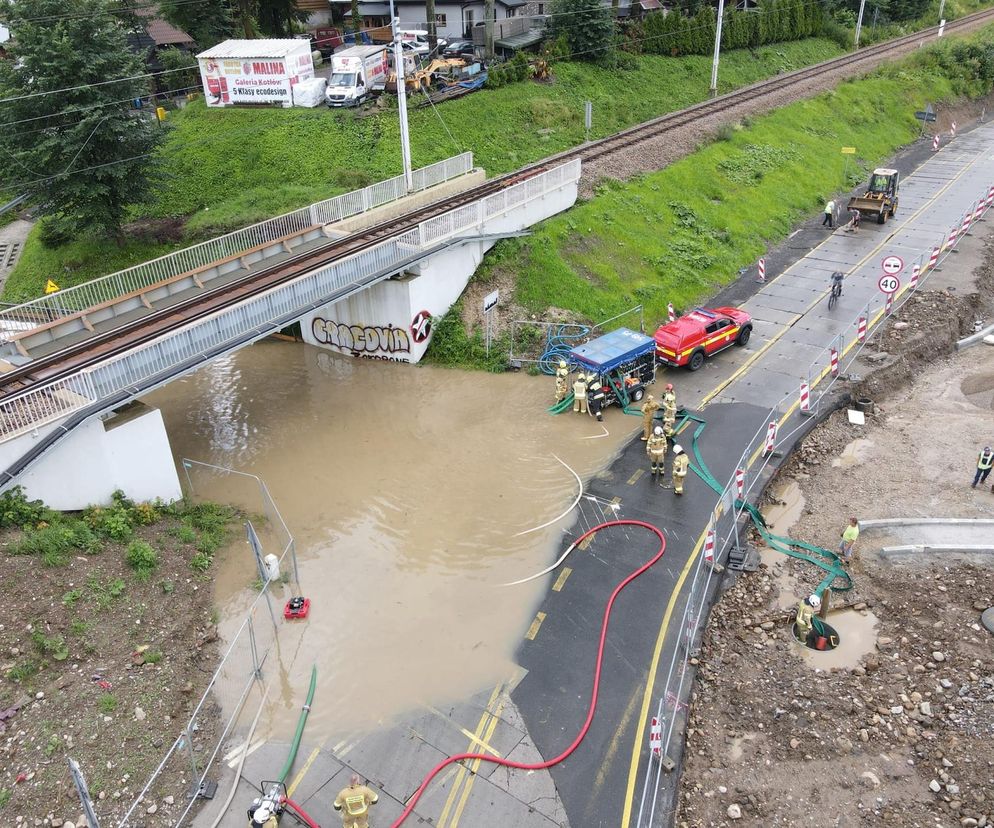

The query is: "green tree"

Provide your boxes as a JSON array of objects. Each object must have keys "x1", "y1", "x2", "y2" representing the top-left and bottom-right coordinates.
[
  {"x1": 350, "y1": 0, "x2": 361, "y2": 36},
  {"x1": 0, "y1": 0, "x2": 159, "y2": 244},
  {"x1": 257, "y1": 0, "x2": 306, "y2": 36},
  {"x1": 159, "y1": 0, "x2": 235, "y2": 49},
  {"x1": 547, "y1": 0, "x2": 615, "y2": 62},
  {"x1": 157, "y1": 46, "x2": 200, "y2": 92}
]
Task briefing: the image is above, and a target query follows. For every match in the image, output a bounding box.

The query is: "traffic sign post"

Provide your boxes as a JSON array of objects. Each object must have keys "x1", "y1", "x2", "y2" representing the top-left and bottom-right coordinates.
[
  {"x1": 841, "y1": 146, "x2": 856, "y2": 183},
  {"x1": 880, "y1": 255, "x2": 904, "y2": 276},
  {"x1": 878, "y1": 274, "x2": 901, "y2": 295},
  {"x1": 483, "y1": 289, "x2": 499, "y2": 356}
]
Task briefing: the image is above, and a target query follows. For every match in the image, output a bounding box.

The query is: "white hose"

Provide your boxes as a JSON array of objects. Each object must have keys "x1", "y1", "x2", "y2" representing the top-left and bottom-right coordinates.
[
  {"x1": 512, "y1": 454, "x2": 584, "y2": 538},
  {"x1": 502, "y1": 539, "x2": 580, "y2": 587},
  {"x1": 582, "y1": 425, "x2": 610, "y2": 440},
  {"x1": 209, "y1": 684, "x2": 271, "y2": 828}
]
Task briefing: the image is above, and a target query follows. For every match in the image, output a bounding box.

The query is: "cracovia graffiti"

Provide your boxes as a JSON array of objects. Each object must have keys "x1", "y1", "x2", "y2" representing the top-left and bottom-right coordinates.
[{"x1": 311, "y1": 318, "x2": 411, "y2": 355}]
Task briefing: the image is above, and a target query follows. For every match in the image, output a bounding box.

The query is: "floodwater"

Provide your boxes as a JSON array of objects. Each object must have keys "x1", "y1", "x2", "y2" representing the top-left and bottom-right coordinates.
[
  {"x1": 799, "y1": 608, "x2": 879, "y2": 671},
  {"x1": 831, "y1": 438, "x2": 875, "y2": 469},
  {"x1": 146, "y1": 341, "x2": 635, "y2": 737},
  {"x1": 759, "y1": 480, "x2": 806, "y2": 610}
]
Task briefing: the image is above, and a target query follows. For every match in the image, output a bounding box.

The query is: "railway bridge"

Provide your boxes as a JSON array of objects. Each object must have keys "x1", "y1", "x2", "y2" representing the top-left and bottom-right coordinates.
[{"x1": 0, "y1": 154, "x2": 581, "y2": 508}]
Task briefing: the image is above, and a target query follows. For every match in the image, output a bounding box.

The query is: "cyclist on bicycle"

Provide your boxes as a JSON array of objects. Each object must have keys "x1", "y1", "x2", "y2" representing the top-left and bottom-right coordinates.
[{"x1": 831, "y1": 271, "x2": 845, "y2": 296}]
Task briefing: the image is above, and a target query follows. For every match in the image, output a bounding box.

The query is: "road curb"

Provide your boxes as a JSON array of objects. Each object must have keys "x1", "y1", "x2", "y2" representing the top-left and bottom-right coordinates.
[
  {"x1": 880, "y1": 544, "x2": 994, "y2": 558},
  {"x1": 955, "y1": 321, "x2": 994, "y2": 349},
  {"x1": 860, "y1": 518, "x2": 994, "y2": 529}
]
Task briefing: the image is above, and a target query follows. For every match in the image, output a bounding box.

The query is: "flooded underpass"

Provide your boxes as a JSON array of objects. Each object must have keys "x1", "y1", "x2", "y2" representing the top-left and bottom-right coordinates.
[{"x1": 145, "y1": 340, "x2": 635, "y2": 740}]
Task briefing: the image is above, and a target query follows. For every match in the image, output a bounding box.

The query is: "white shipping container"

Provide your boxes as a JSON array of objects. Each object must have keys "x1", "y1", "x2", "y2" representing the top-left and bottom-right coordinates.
[{"x1": 197, "y1": 39, "x2": 315, "y2": 108}]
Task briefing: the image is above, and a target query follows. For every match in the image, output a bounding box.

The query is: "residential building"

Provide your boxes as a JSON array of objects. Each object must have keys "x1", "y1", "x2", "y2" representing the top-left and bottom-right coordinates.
[{"x1": 329, "y1": 0, "x2": 529, "y2": 40}]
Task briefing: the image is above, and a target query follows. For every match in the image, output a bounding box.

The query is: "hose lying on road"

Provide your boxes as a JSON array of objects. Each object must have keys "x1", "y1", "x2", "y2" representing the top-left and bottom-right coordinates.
[
  {"x1": 391, "y1": 519, "x2": 667, "y2": 828},
  {"x1": 513, "y1": 454, "x2": 583, "y2": 538},
  {"x1": 278, "y1": 665, "x2": 318, "y2": 785}
]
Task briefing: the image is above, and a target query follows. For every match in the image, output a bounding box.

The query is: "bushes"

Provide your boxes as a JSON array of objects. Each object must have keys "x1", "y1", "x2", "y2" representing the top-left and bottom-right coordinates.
[
  {"x1": 486, "y1": 52, "x2": 534, "y2": 88},
  {"x1": 125, "y1": 539, "x2": 159, "y2": 578}
]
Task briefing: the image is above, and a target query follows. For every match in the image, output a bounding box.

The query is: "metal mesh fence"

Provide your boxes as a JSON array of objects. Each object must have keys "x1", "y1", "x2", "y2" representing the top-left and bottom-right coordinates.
[
  {"x1": 633, "y1": 182, "x2": 994, "y2": 827},
  {"x1": 102, "y1": 461, "x2": 295, "y2": 828}
]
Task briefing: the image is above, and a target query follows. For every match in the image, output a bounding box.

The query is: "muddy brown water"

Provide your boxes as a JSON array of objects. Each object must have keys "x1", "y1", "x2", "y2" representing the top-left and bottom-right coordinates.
[{"x1": 146, "y1": 341, "x2": 635, "y2": 737}]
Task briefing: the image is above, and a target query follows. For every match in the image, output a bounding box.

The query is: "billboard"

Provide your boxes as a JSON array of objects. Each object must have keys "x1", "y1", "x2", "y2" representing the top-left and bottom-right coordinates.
[{"x1": 199, "y1": 47, "x2": 314, "y2": 108}]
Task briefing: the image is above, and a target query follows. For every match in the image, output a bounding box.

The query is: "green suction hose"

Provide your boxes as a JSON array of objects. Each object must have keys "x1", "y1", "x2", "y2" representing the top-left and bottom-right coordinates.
[{"x1": 277, "y1": 665, "x2": 317, "y2": 785}]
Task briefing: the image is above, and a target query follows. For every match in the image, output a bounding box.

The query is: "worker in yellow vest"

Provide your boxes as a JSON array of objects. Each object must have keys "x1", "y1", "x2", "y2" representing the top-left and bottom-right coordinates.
[
  {"x1": 333, "y1": 776, "x2": 379, "y2": 828},
  {"x1": 572, "y1": 375, "x2": 588, "y2": 414},
  {"x1": 646, "y1": 426, "x2": 667, "y2": 475},
  {"x1": 661, "y1": 384, "x2": 677, "y2": 437},
  {"x1": 972, "y1": 445, "x2": 993, "y2": 488},
  {"x1": 554, "y1": 360, "x2": 570, "y2": 403},
  {"x1": 640, "y1": 394, "x2": 660, "y2": 441},
  {"x1": 671, "y1": 444, "x2": 689, "y2": 494}
]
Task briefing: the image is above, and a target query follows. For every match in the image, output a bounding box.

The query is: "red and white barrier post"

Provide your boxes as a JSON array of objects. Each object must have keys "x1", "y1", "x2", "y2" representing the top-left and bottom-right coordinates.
[
  {"x1": 649, "y1": 717, "x2": 662, "y2": 758},
  {"x1": 756, "y1": 257, "x2": 766, "y2": 283},
  {"x1": 667, "y1": 302, "x2": 675, "y2": 323},
  {"x1": 974, "y1": 201, "x2": 984, "y2": 224},
  {"x1": 704, "y1": 525, "x2": 716, "y2": 564},
  {"x1": 962, "y1": 208, "x2": 973, "y2": 236},
  {"x1": 987, "y1": 184, "x2": 994, "y2": 209},
  {"x1": 928, "y1": 246, "x2": 940, "y2": 271},
  {"x1": 885, "y1": 291, "x2": 894, "y2": 315},
  {"x1": 946, "y1": 224, "x2": 959, "y2": 251},
  {"x1": 735, "y1": 468, "x2": 744, "y2": 500},
  {"x1": 932, "y1": 134, "x2": 940, "y2": 152},
  {"x1": 830, "y1": 347, "x2": 839, "y2": 376},
  {"x1": 858, "y1": 315, "x2": 867, "y2": 343},
  {"x1": 909, "y1": 263, "x2": 920, "y2": 292},
  {"x1": 800, "y1": 379, "x2": 811, "y2": 414},
  {"x1": 951, "y1": 121, "x2": 957, "y2": 138},
  {"x1": 763, "y1": 420, "x2": 778, "y2": 455}
]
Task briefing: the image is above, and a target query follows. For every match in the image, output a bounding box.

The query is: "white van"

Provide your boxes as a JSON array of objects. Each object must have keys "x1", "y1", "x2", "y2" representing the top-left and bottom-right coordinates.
[{"x1": 397, "y1": 29, "x2": 445, "y2": 56}]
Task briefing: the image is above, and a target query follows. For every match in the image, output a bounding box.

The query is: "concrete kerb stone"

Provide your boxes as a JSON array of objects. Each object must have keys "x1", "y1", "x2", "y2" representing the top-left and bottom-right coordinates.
[
  {"x1": 880, "y1": 544, "x2": 994, "y2": 559},
  {"x1": 955, "y1": 320, "x2": 994, "y2": 349},
  {"x1": 860, "y1": 518, "x2": 994, "y2": 529}
]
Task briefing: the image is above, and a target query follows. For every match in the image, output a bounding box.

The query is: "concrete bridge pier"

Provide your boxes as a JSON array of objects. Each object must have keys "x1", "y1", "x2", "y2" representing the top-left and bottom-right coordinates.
[{"x1": 0, "y1": 400, "x2": 181, "y2": 510}]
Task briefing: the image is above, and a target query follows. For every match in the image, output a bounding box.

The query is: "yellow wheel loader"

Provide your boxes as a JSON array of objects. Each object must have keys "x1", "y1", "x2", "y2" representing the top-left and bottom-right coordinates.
[{"x1": 848, "y1": 168, "x2": 900, "y2": 225}]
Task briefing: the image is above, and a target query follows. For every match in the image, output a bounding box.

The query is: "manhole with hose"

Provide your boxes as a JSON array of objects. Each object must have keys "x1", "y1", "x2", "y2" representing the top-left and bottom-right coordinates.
[
  {"x1": 961, "y1": 371, "x2": 994, "y2": 411},
  {"x1": 792, "y1": 618, "x2": 840, "y2": 651}
]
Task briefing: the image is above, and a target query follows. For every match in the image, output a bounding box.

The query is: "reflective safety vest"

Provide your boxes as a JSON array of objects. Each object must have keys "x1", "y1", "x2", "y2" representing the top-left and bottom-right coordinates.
[
  {"x1": 345, "y1": 794, "x2": 368, "y2": 816},
  {"x1": 979, "y1": 449, "x2": 994, "y2": 470}
]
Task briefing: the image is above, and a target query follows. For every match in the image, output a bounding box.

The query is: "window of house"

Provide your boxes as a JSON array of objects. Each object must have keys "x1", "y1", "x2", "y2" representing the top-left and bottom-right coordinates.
[
  {"x1": 538, "y1": 3, "x2": 544, "y2": 13},
  {"x1": 435, "y1": 13, "x2": 447, "y2": 25}
]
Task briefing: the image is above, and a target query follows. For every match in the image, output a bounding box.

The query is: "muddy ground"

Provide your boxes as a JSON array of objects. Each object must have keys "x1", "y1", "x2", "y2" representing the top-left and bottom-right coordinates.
[
  {"x1": 674, "y1": 242, "x2": 994, "y2": 824},
  {"x1": 0, "y1": 498, "x2": 237, "y2": 828}
]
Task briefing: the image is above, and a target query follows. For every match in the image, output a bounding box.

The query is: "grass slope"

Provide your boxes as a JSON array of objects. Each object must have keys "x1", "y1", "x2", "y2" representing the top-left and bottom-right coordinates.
[
  {"x1": 3, "y1": 38, "x2": 840, "y2": 302},
  {"x1": 431, "y1": 32, "x2": 994, "y2": 368}
]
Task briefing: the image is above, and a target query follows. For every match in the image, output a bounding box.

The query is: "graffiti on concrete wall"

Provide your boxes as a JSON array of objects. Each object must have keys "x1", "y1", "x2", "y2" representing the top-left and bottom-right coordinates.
[{"x1": 311, "y1": 318, "x2": 411, "y2": 356}]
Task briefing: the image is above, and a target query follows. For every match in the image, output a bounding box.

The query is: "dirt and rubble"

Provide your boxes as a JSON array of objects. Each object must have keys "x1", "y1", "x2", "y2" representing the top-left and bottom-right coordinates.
[
  {"x1": 0, "y1": 495, "x2": 238, "y2": 828},
  {"x1": 674, "y1": 246, "x2": 994, "y2": 826}
]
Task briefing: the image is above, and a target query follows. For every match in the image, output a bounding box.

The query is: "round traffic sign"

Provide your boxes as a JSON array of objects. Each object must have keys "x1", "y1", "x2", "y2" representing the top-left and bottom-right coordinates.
[
  {"x1": 881, "y1": 255, "x2": 904, "y2": 276},
  {"x1": 878, "y1": 274, "x2": 900, "y2": 294}
]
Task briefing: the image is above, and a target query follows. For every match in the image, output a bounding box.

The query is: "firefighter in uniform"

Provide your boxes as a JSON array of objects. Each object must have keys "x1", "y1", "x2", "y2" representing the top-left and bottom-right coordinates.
[
  {"x1": 640, "y1": 394, "x2": 660, "y2": 441},
  {"x1": 333, "y1": 776, "x2": 379, "y2": 828},
  {"x1": 794, "y1": 593, "x2": 821, "y2": 645},
  {"x1": 572, "y1": 375, "x2": 588, "y2": 414},
  {"x1": 587, "y1": 374, "x2": 606, "y2": 421},
  {"x1": 661, "y1": 384, "x2": 677, "y2": 437},
  {"x1": 972, "y1": 445, "x2": 994, "y2": 488},
  {"x1": 554, "y1": 360, "x2": 570, "y2": 403},
  {"x1": 646, "y1": 425, "x2": 667, "y2": 475},
  {"x1": 671, "y1": 444, "x2": 689, "y2": 494}
]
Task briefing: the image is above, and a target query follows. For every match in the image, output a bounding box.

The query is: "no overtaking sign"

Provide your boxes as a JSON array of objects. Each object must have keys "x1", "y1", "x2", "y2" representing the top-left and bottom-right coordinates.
[{"x1": 881, "y1": 255, "x2": 904, "y2": 276}]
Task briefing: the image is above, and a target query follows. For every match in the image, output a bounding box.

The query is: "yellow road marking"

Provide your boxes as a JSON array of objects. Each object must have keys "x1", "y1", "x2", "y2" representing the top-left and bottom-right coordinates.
[
  {"x1": 524, "y1": 612, "x2": 546, "y2": 641},
  {"x1": 450, "y1": 696, "x2": 508, "y2": 827},
  {"x1": 578, "y1": 534, "x2": 594, "y2": 550},
  {"x1": 425, "y1": 707, "x2": 505, "y2": 757},
  {"x1": 552, "y1": 567, "x2": 572, "y2": 592},
  {"x1": 673, "y1": 418, "x2": 691, "y2": 436},
  {"x1": 627, "y1": 468, "x2": 645, "y2": 485},
  {"x1": 437, "y1": 682, "x2": 503, "y2": 827},
  {"x1": 589, "y1": 681, "x2": 644, "y2": 804},
  {"x1": 620, "y1": 527, "x2": 707, "y2": 828},
  {"x1": 611, "y1": 496, "x2": 622, "y2": 505},
  {"x1": 286, "y1": 747, "x2": 320, "y2": 798}
]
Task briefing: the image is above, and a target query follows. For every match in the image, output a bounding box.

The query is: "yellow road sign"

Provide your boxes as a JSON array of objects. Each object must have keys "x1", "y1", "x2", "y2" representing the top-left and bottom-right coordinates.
[
  {"x1": 44, "y1": 279, "x2": 60, "y2": 294},
  {"x1": 841, "y1": 147, "x2": 856, "y2": 154}
]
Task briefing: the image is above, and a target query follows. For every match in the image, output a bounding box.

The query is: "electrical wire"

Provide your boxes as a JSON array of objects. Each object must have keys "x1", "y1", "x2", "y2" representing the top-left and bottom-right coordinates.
[
  {"x1": 0, "y1": 66, "x2": 193, "y2": 104},
  {"x1": 391, "y1": 518, "x2": 667, "y2": 827}
]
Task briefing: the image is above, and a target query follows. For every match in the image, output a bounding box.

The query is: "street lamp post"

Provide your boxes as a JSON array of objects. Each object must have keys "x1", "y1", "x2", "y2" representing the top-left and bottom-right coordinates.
[
  {"x1": 709, "y1": 0, "x2": 725, "y2": 98},
  {"x1": 389, "y1": 0, "x2": 413, "y2": 191}
]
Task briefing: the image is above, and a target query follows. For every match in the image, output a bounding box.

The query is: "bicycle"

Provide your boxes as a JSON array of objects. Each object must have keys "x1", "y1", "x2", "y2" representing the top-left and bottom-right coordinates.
[{"x1": 828, "y1": 282, "x2": 842, "y2": 310}]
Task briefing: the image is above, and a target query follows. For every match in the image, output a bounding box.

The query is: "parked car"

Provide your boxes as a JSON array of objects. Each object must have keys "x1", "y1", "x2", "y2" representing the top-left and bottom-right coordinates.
[
  {"x1": 653, "y1": 307, "x2": 753, "y2": 371},
  {"x1": 295, "y1": 28, "x2": 342, "y2": 58},
  {"x1": 442, "y1": 39, "x2": 474, "y2": 57}
]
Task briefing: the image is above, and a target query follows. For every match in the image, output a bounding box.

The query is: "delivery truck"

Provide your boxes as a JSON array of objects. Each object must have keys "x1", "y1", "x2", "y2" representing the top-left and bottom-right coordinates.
[{"x1": 325, "y1": 45, "x2": 390, "y2": 107}]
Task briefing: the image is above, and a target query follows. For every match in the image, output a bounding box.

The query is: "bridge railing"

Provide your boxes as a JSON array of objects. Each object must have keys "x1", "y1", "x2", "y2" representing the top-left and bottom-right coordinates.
[
  {"x1": 0, "y1": 159, "x2": 581, "y2": 445},
  {"x1": 0, "y1": 153, "x2": 474, "y2": 337}
]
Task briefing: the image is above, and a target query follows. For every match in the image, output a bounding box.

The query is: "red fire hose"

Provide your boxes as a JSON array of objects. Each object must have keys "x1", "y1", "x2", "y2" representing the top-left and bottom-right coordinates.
[
  {"x1": 282, "y1": 795, "x2": 321, "y2": 828},
  {"x1": 391, "y1": 519, "x2": 667, "y2": 827}
]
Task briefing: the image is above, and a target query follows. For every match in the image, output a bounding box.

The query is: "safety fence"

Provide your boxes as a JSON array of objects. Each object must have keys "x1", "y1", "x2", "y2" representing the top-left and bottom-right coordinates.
[
  {"x1": 633, "y1": 178, "x2": 994, "y2": 827},
  {"x1": 0, "y1": 153, "x2": 474, "y2": 337},
  {"x1": 0, "y1": 159, "x2": 581, "y2": 445},
  {"x1": 102, "y1": 461, "x2": 298, "y2": 828}
]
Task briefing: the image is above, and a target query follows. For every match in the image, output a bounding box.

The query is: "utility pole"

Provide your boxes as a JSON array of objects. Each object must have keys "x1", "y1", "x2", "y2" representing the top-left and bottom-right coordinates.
[
  {"x1": 426, "y1": 0, "x2": 437, "y2": 51},
  {"x1": 389, "y1": 0, "x2": 413, "y2": 191},
  {"x1": 938, "y1": 0, "x2": 946, "y2": 22},
  {"x1": 854, "y1": 0, "x2": 866, "y2": 49},
  {"x1": 484, "y1": 0, "x2": 495, "y2": 60},
  {"x1": 709, "y1": 0, "x2": 726, "y2": 98}
]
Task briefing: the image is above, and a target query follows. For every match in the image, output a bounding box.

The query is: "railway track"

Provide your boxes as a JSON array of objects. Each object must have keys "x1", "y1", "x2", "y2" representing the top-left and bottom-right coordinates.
[{"x1": 3, "y1": 8, "x2": 994, "y2": 406}]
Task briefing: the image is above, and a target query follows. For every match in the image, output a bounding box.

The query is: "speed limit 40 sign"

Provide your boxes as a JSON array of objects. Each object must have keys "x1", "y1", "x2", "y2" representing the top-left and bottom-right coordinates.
[{"x1": 878, "y1": 274, "x2": 900, "y2": 294}]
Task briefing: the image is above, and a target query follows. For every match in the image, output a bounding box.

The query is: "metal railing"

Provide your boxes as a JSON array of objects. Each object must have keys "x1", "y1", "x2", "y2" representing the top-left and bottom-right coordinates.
[
  {"x1": 0, "y1": 159, "x2": 580, "y2": 445},
  {"x1": 0, "y1": 153, "x2": 474, "y2": 336},
  {"x1": 633, "y1": 179, "x2": 994, "y2": 828},
  {"x1": 108, "y1": 460, "x2": 297, "y2": 828}
]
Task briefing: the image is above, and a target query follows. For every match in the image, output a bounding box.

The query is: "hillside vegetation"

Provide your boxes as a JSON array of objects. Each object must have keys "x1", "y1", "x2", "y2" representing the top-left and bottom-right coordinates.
[
  {"x1": 2, "y1": 38, "x2": 841, "y2": 302},
  {"x1": 425, "y1": 30, "x2": 994, "y2": 369}
]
